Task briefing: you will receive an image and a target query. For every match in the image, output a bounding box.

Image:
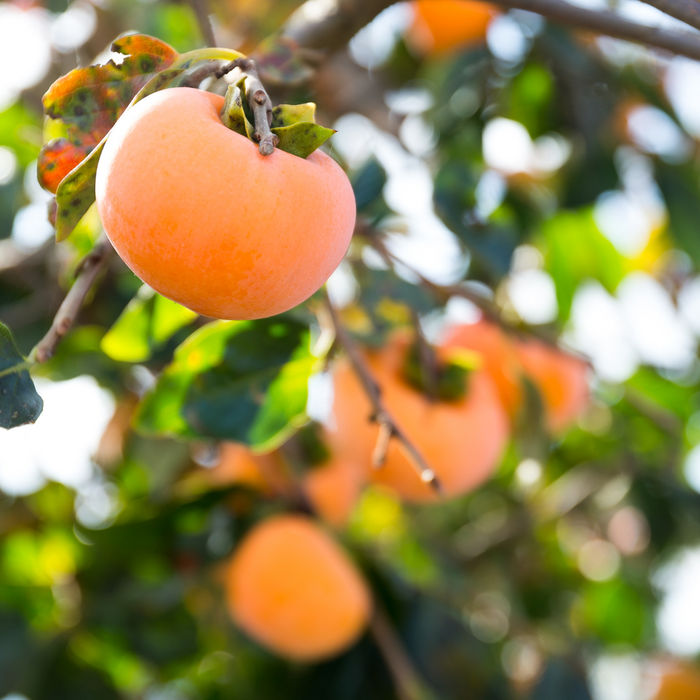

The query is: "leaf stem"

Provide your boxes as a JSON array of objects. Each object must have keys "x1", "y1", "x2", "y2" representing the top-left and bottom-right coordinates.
[
  {"x1": 215, "y1": 58, "x2": 279, "y2": 156},
  {"x1": 323, "y1": 290, "x2": 441, "y2": 494},
  {"x1": 0, "y1": 361, "x2": 33, "y2": 380}
]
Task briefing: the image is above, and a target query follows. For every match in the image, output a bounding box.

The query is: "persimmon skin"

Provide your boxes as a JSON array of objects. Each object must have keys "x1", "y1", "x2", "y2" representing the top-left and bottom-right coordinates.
[
  {"x1": 226, "y1": 514, "x2": 372, "y2": 661},
  {"x1": 442, "y1": 319, "x2": 523, "y2": 416},
  {"x1": 514, "y1": 337, "x2": 589, "y2": 434},
  {"x1": 409, "y1": 0, "x2": 497, "y2": 55},
  {"x1": 96, "y1": 88, "x2": 356, "y2": 320},
  {"x1": 332, "y1": 333, "x2": 509, "y2": 503}
]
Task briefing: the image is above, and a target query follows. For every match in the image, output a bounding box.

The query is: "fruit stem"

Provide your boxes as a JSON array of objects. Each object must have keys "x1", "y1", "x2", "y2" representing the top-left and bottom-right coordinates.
[
  {"x1": 324, "y1": 291, "x2": 442, "y2": 495},
  {"x1": 215, "y1": 58, "x2": 279, "y2": 156}
]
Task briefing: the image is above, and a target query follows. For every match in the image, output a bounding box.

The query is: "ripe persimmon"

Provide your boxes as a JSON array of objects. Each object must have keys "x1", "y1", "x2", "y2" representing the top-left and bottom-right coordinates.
[
  {"x1": 441, "y1": 319, "x2": 523, "y2": 416},
  {"x1": 408, "y1": 0, "x2": 497, "y2": 55},
  {"x1": 514, "y1": 337, "x2": 589, "y2": 434},
  {"x1": 331, "y1": 331, "x2": 509, "y2": 503},
  {"x1": 442, "y1": 320, "x2": 589, "y2": 434},
  {"x1": 197, "y1": 437, "x2": 363, "y2": 527},
  {"x1": 95, "y1": 87, "x2": 355, "y2": 320},
  {"x1": 225, "y1": 514, "x2": 372, "y2": 661}
]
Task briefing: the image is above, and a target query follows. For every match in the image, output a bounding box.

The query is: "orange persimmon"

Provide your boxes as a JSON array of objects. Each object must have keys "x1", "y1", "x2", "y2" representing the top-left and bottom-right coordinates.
[
  {"x1": 331, "y1": 332, "x2": 509, "y2": 502},
  {"x1": 408, "y1": 0, "x2": 497, "y2": 55},
  {"x1": 96, "y1": 87, "x2": 355, "y2": 320},
  {"x1": 225, "y1": 514, "x2": 372, "y2": 661}
]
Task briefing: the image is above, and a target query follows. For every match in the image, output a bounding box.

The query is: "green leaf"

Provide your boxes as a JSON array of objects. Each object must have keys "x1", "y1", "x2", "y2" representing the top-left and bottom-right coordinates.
[
  {"x1": 220, "y1": 84, "x2": 250, "y2": 137},
  {"x1": 135, "y1": 318, "x2": 315, "y2": 450},
  {"x1": 100, "y1": 286, "x2": 198, "y2": 363},
  {"x1": 539, "y1": 208, "x2": 625, "y2": 320},
  {"x1": 352, "y1": 158, "x2": 387, "y2": 211},
  {"x1": 0, "y1": 323, "x2": 43, "y2": 429},
  {"x1": 272, "y1": 122, "x2": 335, "y2": 159},
  {"x1": 271, "y1": 103, "x2": 316, "y2": 129},
  {"x1": 134, "y1": 321, "x2": 240, "y2": 437},
  {"x1": 53, "y1": 68, "x2": 184, "y2": 242}
]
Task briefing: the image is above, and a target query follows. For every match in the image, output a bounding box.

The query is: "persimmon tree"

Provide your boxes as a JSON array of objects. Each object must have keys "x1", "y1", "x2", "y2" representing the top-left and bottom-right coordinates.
[{"x1": 2, "y1": 0, "x2": 700, "y2": 697}]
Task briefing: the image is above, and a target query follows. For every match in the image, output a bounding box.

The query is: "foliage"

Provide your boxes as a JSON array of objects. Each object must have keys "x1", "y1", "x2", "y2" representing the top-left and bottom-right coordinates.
[{"x1": 1, "y1": 0, "x2": 700, "y2": 699}]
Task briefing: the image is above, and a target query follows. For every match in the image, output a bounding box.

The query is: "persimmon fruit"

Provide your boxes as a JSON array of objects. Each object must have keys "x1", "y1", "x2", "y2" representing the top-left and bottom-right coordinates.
[
  {"x1": 225, "y1": 514, "x2": 372, "y2": 661},
  {"x1": 331, "y1": 332, "x2": 509, "y2": 502},
  {"x1": 443, "y1": 320, "x2": 589, "y2": 434},
  {"x1": 442, "y1": 319, "x2": 523, "y2": 416},
  {"x1": 514, "y1": 336, "x2": 589, "y2": 434},
  {"x1": 95, "y1": 87, "x2": 356, "y2": 320},
  {"x1": 408, "y1": 0, "x2": 497, "y2": 55}
]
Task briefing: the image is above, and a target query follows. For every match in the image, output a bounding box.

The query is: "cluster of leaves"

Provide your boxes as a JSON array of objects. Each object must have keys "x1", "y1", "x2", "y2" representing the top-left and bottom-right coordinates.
[{"x1": 2, "y1": 1, "x2": 700, "y2": 699}]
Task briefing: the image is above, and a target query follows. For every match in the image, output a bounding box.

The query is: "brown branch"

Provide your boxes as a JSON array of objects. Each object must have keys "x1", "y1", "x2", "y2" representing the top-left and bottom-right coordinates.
[
  {"x1": 188, "y1": 0, "x2": 217, "y2": 48},
  {"x1": 282, "y1": 0, "x2": 700, "y2": 65},
  {"x1": 324, "y1": 291, "x2": 441, "y2": 494},
  {"x1": 636, "y1": 0, "x2": 700, "y2": 33},
  {"x1": 490, "y1": 0, "x2": 700, "y2": 61},
  {"x1": 215, "y1": 58, "x2": 279, "y2": 156},
  {"x1": 369, "y1": 607, "x2": 438, "y2": 700},
  {"x1": 30, "y1": 238, "x2": 112, "y2": 364}
]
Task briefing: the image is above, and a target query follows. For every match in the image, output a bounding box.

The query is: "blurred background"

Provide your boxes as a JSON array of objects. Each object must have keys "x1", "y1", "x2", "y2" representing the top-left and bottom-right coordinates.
[{"x1": 3, "y1": 0, "x2": 700, "y2": 697}]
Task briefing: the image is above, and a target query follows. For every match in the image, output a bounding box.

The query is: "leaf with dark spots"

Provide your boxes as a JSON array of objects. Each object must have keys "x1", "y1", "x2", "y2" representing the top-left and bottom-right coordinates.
[
  {"x1": 53, "y1": 68, "x2": 185, "y2": 242},
  {"x1": 272, "y1": 122, "x2": 335, "y2": 159},
  {"x1": 37, "y1": 138, "x2": 93, "y2": 195},
  {"x1": 271, "y1": 103, "x2": 316, "y2": 129},
  {"x1": 38, "y1": 35, "x2": 179, "y2": 198},
  {"x1": 0, "y1": 323, "x2": 43, "y2": 429}
]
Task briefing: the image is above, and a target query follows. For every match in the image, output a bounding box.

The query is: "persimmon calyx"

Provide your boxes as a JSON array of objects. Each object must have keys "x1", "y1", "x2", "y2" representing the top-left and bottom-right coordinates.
[
  {"x1": 217, "y1": 59, "x2": 335, "y2": 159},
  {"x1": 402, "y1": 341, "x2": 472, "y2": 402}
]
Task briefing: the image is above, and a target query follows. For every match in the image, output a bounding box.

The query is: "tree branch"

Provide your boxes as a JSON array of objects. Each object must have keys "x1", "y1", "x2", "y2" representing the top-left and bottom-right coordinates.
[
  {"x1": 490, "y1": 0, "x2": 700, "y2": 61},
  {"x1": 282, "y1": 0, "x2": 700, "y2": 65},
  {"x1": 370, "y1": 606, "x2": 438, "y2": 700},
  {"x1": 30, "y1": 238, "x2": 112, "y2": 364},
  {"x1": 188, "y1": 0, "x2": 217, "y2": 48},
  {"x1": 631, "y1": 0, "x2": 700, "y2": 34},
  {"x1": 324, "y1": 291, "x2": 441, "y2": 494}
]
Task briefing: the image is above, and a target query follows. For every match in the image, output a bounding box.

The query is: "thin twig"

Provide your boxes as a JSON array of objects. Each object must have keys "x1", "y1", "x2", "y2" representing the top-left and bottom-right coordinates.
[
  {"x1": 360, "y1": 225, "x2": 586, "y2": 359},
  {"x1": 30, "y1": 238, "x2": 112, "y2": 364},
  {"x1": 188, "y1": 0, "x2": 217, "y2": 48},
  {"x1": 636, "y1": 0, "x2": 700, "y2": 33},
  {"x1": 215, "y1": 58, "x2": 279, "y2": 156},
  {"x1": 370, "y1": 607, "x2": 437, "y2": 700},
  {"x1": 324, "y1": 291, "x2": 441, "y2": 494}
]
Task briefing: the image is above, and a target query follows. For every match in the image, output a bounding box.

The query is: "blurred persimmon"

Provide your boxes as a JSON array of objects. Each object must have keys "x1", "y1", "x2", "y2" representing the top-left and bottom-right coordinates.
[
  {"x1": 441, "y1": 319, "x2": 523, "y2": 415},
  {"x1": 514, "y1": 336, "x2": 589, "y2": 434},
  {"x1": 225, "y1": 514, "x2": 372, "y2": 661},
  {"x1": 408, "y1": 0, "x2": 497, "y2": 55},
  {"x1": 331, "y1": 331, "x2": 509, "y2": 502},
  {"x1": 443, "y1": 320, "x2": 589, "y2": 434}
]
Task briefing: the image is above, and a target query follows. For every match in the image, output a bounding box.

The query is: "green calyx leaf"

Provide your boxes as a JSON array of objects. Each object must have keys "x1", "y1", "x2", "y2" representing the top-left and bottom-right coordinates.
[
  {"x1": 402, "y1": 341, "x2": 471, "y2": 403},
  {"x1": 0, "y1": 323, "x2": 43, "y2": 429},
  {"x1": 221, "y1": 81, "x2": 333, "y2": 159},
  {"x1": 271, "y1": 103, "x2": 316, "y2": 129},
  {"x1": 272, "y1": 122, "x2": 336, "y2": 159}
]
